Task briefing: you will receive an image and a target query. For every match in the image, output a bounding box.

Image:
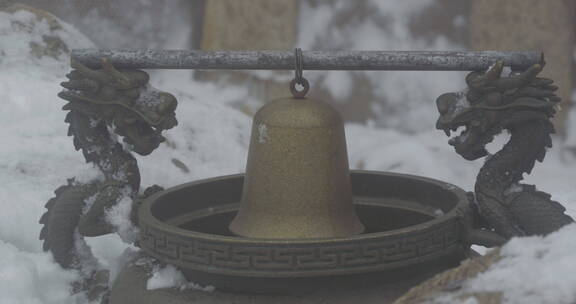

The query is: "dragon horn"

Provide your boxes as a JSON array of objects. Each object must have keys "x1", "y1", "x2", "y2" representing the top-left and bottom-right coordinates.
[
  {"x1": 101, "y1": 58, "x2": 132, "y2": 88},
  {"x1": 516, "y1": 63, "x2": 543, "y2": 85},
  {"x1": 71, "y1": 59, "x2": 109, "y2": 83},
  {"x1": 468, "y1": 61, "x2": 504, "y2": 89},
  {"x1": 483, "y1": 60, "x2": 504, "y2": 83},
  {"x1": 496, "y1": 63, "x2": 543, "y2": 91}
]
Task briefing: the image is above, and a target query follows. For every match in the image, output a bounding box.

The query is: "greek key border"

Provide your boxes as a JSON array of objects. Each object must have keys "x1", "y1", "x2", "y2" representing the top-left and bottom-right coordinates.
[{"x1": 139, "y1": 219, "x2": 461, "y2": 275}]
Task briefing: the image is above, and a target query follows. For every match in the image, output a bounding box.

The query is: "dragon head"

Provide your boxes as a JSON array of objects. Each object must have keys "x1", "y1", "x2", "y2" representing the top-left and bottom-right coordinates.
[
  {"x1": 59, "y1": 58, "x2": 178, "y2": 155},
  {"x1": 436, "y1": 61, "x2": 559, "y2": 160}
]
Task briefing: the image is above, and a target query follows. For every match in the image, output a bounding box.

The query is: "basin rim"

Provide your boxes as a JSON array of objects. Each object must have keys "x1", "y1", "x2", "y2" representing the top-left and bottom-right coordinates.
[{"x1": 137, "y1": 170, "x2": 470, "y2": 277}]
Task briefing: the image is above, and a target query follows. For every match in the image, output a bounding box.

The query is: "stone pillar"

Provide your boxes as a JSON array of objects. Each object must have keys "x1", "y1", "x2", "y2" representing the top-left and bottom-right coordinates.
[
  {"x1": 199, "y1": 0, "x2": 297, "y2": 112},
  {"x1": 470, "y1": 0, "x2": 575, "y2": 132}
]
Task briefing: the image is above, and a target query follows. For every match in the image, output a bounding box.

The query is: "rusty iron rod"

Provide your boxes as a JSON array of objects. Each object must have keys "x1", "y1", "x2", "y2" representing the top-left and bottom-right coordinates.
[{"x1": 72, "y1": 49, "x2": 543, "y2": 71}]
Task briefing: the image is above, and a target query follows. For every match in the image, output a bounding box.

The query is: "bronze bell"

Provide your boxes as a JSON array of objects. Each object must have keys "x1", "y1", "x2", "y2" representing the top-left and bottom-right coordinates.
[{"x1": 229, "y1": 97, "x2": 365, "y2": 239}]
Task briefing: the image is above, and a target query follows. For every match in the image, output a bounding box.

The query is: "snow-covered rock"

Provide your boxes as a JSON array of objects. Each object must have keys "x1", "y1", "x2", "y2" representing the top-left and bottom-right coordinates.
[
  {"x1": 0, "y1": 5, "x2": 250, "y2": 303},
  {"x1": 0, "y1": 240, "x2": 84, "y2": 304},
  {"x1": 0, "y1": 2, "x2": 96, "y2": 256},
  {"x1": 395, "y1": 223, "x2": 576, "y2": 304}
]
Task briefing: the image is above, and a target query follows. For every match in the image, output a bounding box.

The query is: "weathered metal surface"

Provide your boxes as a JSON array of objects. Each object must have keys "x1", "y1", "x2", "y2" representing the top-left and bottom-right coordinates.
[
  {"x1": 137, "y1": 171, "x2": 471, "y2": 287},
  {"x1": 72, "y1": 49, "x2": 543, "y2": 71},
  {"x1": 229, "y1": 97, "x2": 364, "y2": 239}
]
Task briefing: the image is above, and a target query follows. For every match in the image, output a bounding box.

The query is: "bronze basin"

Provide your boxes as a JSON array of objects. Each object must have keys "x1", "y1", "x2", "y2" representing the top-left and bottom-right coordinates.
[{"x1": 136, "y1": 170, "x2": 473, "y2": 294}]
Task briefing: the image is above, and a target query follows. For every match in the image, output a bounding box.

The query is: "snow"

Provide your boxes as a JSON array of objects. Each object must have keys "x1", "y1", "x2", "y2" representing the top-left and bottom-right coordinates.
[
  {"x1": 435, "y1": 224, "x2": 576, "y2": 304},
  {"x1": 146, "y1": 264, "x2": 215, "y2": 292},
  {"x1": 297, "y1": 0, "x2": 467, "y2": 132},
  {"x1": 105, "y1": 193, "x2": 138, "y2": 244},
  {"x1": 454, "y1": 91, "x2": 471, "y2": 113},
  {"x1": 0, "y1": 7, "x2": 248, "y2": 303},
  {"x1": 1, "y1": 3, "x2": 576, "y2": 304},
  {"x1": 0, "y1": 240, "x2": 84, "y2": 304},
  {"x1": 0, "y1": 6, "x2": 97, "y2": 255},
  {"x1": 136, "y1": 85, "x2": 167, "y2": 107},
  {"x1": 470, "y1": 224, "x2": 576, "y2": 303}
]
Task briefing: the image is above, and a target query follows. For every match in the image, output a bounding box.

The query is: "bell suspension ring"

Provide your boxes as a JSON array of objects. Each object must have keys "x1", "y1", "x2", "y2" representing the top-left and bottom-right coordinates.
[{"x1": 290, "y1": 47, "x2": 310, "y2": 98}]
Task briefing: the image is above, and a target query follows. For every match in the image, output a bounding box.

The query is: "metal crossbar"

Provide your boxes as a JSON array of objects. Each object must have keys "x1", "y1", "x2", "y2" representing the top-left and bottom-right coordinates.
[{"x1": 72, "y1": 49, "x2": 543, "y2": 71}]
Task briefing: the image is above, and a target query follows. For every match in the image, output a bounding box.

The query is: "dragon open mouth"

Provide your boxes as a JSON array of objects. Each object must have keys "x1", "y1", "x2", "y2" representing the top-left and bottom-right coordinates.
[{"x1": 437, "y1": 118, "x2": 490, "y2": 161}]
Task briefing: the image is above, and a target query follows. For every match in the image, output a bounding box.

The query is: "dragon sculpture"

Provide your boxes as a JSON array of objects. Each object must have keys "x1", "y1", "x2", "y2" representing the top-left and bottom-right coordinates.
[
  {"x1": 39, "y1": 58, "x2": 177, "y2": 299},
  {"x1": 436, "y1": 61, "x2": 574, "y2": 239}
]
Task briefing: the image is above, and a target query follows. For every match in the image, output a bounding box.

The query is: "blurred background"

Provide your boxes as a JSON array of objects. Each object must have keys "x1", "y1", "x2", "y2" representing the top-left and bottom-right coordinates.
[
  {"x1": 1, "y1": 2, "x2": 575, "y2": 302},
  {"x1": 13, "y1": 0, "x2": 576, "y2": 135}
]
